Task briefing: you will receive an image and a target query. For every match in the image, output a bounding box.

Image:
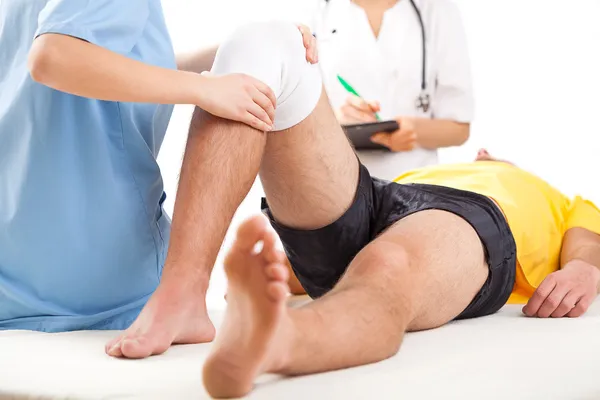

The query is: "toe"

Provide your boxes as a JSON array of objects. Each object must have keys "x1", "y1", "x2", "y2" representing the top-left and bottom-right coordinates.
[
  {"x1": 106, "y1": 339, "x2": 124, "y2": 358},
  {"x1": 105, "y1": 336, "x2": 120, "y2": 354},
  {"x1": 261, "y1": 230, "x2": 285, "y2": 264},
  {"x1": 233, "y1": 216, "x2": 268, "y2": 253},
  {"x1": 120, "y1": 337, "x2": 166, "y2": 359},
  {"x1": 265, "y1": 263, "x2": 289, "y2": 282},
  {"x1": 267, "y1": 281, "x2": 289, "y2": 302}
]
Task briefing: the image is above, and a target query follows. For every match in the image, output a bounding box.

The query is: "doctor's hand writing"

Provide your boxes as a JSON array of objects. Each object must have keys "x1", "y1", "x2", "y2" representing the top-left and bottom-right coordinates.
[
  {"x1": 337, "y1": 95, "x2": 381, "y2": 124},
  {"x1": 371, "y1": 117, "x2": 417, "y2": 152}
]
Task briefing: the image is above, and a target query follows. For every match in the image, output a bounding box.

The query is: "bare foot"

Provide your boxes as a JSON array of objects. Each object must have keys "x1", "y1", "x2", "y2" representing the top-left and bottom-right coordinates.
[
  {"x1": 104, "y1": 287, "x2": 216, "y2": 359},
  {"x1": 203, "y1": 216, "x2": 291, "y2": 399}
]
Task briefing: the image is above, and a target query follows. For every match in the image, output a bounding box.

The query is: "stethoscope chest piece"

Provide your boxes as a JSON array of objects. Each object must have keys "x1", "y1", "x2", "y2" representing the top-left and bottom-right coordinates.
[
  {"x1": 416, "y1": 92, "x2": 431, "y2": 113},
  {"x1": 321, "y1": 0, "x2": 431, "y2": 113}
]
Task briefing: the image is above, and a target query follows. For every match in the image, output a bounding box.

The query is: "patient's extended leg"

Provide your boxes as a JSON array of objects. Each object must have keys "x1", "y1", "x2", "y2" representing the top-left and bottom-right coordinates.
[{"x1": 203, "y1": 210, "x2": 489, "y2": 398}]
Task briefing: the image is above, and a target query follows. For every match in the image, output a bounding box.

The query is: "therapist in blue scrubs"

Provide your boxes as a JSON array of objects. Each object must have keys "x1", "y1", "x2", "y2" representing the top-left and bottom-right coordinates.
[{"x1": 0, "y1": 1, "x2": 316, "y2": 358}]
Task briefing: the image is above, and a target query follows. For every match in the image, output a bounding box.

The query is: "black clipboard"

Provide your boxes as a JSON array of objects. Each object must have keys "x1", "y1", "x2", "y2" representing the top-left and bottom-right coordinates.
[{"x1": 342, "y1": 120, "x2": 399, "y2": 151}]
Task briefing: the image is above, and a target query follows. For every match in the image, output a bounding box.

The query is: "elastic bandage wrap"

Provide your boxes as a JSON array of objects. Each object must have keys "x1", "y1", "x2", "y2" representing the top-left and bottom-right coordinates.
[{"x1": 211, "y1": 21, "x2": 323, "y2": 131}]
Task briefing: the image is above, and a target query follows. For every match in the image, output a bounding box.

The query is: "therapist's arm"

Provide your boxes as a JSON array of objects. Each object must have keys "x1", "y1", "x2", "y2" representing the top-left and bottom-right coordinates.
[
  {"x1": 176, "y1": 45, "x2": 219, "y2": 73},
  {"x1": 413, "y1": 118, "x2": 470, "y2": 149},
  {"x1": 28, "y1": 34, "x2": 276, "y2": 130}
]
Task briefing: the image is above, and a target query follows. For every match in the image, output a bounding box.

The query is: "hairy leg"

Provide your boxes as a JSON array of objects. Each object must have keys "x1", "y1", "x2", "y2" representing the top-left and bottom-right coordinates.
[
  {"x1": 204, "y1": 210, "x2": 489, "y2": 398},
  {"x1": 106, "y1": 21, "x2": 357, "y2": 358}
]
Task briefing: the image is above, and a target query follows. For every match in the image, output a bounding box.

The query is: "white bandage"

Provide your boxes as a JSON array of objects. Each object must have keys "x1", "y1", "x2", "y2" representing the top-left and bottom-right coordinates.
[{"x1": 211, "y1": 21, "x2": 323, "y2": 131}]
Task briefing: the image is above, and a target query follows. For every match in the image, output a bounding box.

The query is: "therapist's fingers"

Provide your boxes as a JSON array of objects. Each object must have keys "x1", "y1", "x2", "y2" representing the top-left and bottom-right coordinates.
[
  {"x1": 252, "y1": 87, "x2": 276, "y2": 123},
  {"x1": 252, "y1": 79, "x2": 277, "y2": 111},
  {"x1": 297, "y1": 24, "x2": 318, "y2": 64},
  {"x1": 245, "y1": 104, "x2": 274, "y2": 132}
]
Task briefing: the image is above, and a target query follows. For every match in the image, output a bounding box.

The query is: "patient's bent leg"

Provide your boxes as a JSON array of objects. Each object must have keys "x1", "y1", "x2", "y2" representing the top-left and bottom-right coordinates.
[
  {"x1": 203, "y1": 210, "x2": 489, "y2": 398},
  {"x1": 106, "y1": 21, "x2": 348, "y2": 359},
  {"x1": 208, "y1": 21, "x2": 360, "y2": 231}
]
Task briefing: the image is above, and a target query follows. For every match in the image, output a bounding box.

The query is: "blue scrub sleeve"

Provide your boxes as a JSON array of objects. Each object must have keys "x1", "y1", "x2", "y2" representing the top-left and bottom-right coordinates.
[{"x1": 35, "y1": 0, "x2": 150, "y2": 56}]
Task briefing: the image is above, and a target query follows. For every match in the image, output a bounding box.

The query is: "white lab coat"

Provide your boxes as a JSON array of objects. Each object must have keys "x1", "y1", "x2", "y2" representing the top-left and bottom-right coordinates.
[{"x1": 313, "y1": 0, "x2": 474, "y2": 180}]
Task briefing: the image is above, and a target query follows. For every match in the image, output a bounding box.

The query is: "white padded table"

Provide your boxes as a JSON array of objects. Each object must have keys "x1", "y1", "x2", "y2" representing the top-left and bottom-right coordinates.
[{"x1": 1, "y1": 300, "x2": 600, "y2": 399}]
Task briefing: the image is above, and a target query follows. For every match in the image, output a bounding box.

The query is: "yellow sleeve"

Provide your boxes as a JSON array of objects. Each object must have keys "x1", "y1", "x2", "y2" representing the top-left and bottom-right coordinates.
[{"x1": 566, "y1": 196, "x2": 600, "y2": 235}]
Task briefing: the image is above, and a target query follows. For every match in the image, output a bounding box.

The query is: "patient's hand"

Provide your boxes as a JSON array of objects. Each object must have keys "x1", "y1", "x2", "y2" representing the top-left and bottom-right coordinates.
[{"x1": 522, "y1": 260, "x2": 600, "y2": 318}]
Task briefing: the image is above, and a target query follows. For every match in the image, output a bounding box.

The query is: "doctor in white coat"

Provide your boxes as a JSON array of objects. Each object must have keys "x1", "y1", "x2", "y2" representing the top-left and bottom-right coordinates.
[{"x1": 313, "y1": 0, "x2": 474, "y2": 180}]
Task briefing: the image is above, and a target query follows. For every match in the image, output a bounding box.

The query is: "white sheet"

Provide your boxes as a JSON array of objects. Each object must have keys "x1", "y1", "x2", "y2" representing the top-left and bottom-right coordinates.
[{"x1": 1, "y1": 301, "x2": 600, "y2": 399}]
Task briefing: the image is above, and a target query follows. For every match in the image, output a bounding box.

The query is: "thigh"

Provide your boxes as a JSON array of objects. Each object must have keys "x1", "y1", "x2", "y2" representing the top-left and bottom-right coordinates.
[
  {"x1": 212, "y1": 21, "x2": 359, "y2": 231},
  {"x1": 260, "y1": 91, "x2": 359, "y2": 231},
  {"x1": 263, "y1": 164, "x2": 375, "y2": 299},
  {"x1": 339, "y1": 210, "x2": 489, "y2": 332}
]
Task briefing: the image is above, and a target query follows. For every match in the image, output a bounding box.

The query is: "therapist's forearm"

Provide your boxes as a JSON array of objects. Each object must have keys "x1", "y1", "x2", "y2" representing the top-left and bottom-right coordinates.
[
  {"x1": 176, "y1": 45, "x2": 219, "y2": 73},
  {"x1": 413, "y1": 118, "x2": 470, "y2": 150},
  {"x1": 29, "y1": 33, "x2": 203, "y2": 105}
]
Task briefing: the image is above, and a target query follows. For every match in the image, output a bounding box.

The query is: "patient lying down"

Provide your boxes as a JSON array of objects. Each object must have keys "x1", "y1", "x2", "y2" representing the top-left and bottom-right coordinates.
[
  {"x1": 189, "y1": 23, "x2": 600, "y2": 399},
  {"x1": 205, "y1": 150, "x2": 600, "y2": 398}
]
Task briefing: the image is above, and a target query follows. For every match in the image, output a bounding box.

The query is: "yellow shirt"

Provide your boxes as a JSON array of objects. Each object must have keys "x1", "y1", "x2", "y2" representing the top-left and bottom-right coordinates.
[{"x1": 394, "y1": 162, "x2": 600, "y2": 304}]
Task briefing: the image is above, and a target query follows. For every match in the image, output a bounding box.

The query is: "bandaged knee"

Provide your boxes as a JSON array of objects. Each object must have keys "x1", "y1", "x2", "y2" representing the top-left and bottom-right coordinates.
[{"x1": 211, "y1": 21, "x2": 322, "y2": 131}]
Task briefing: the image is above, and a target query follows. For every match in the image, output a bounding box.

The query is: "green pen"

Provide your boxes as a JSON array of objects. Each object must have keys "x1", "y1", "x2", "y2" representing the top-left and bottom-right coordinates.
[{"x1": 337, "y1": 74, "x2": 381, "y2": 121}]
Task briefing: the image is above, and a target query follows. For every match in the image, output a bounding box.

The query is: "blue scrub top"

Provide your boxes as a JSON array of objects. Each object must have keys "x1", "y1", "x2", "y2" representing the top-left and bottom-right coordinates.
[{"x1": 0, "y1": 0, "x2": 176, "y2": 332}]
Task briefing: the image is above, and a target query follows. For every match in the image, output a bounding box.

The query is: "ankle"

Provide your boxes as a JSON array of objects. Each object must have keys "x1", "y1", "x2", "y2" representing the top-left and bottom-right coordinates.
[
  {"x1": 265, "y1": 313, "x2": 298, "y2": 375},
  {"x1": 158, "y1": 269, "x2": 210, "y2": 296}
]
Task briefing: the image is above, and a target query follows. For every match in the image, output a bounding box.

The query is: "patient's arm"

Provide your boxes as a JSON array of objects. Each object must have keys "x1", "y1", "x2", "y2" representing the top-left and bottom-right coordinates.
[
  {"x1": 523, "y1": 228, "x2": 600, "y2": 318},
  {"x1": 560, "y1": 227, "x2": 600, "y2": 272}
]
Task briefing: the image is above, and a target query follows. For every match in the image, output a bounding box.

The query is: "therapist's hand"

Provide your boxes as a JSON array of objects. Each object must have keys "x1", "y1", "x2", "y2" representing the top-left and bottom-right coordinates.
[
  {"x1": 197, "y1": 72, "x2": 277, "y2": 131},
  {"x1": 371, "y1": 117, "x2": 417, "y2": 152},
  {"x1": 297, "y1": 24, "x2": 318, "y2": 64},
  {"x1": 337, "y1": 95, "x2": 381, "y2": 124}
]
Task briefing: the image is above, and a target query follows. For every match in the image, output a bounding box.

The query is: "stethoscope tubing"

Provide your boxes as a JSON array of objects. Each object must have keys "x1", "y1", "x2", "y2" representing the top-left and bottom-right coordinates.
[{"x1": 321, "y1": 0, "x2": 428, "y2": 98}]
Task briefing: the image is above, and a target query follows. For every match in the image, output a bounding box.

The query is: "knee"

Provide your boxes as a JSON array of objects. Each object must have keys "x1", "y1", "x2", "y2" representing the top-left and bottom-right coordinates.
[
  {"x1": 353, "y1": 241, "x2": 413, "y2": 281},
  {"x1": 349, "y1": 241, "x2": 416, "y2": 322},
  {"x1": 219, "y1": 21, "x2": 304, "y2": 61},
  {"x1": 212, "y1": 21, "x2": 307, "y2": 99}
]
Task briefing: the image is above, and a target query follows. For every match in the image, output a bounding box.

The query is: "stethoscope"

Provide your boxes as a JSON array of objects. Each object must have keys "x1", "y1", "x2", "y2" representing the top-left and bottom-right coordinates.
[{"x1": 318, "y1": 0, "x2": 430, "y2": 113}]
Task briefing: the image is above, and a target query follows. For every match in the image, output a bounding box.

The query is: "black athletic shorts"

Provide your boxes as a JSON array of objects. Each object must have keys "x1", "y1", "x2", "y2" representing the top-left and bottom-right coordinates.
[{"x1": 261, "y1": 164, "x2": 517, "y2": 320}]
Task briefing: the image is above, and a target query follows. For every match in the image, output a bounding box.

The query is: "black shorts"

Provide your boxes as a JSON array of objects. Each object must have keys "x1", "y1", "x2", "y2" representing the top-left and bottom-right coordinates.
[{"x1": 261, "y1": 164, "x2": 517, "y2": 320}]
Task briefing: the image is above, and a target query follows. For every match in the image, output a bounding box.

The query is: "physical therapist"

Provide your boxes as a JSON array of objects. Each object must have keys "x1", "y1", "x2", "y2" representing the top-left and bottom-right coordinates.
[
  {"x1": 0, "y1": 0, "x2": 316, "y2": 359},
  {"x1": 313, "y1": 0, "x2": 474, "y2": 179}
]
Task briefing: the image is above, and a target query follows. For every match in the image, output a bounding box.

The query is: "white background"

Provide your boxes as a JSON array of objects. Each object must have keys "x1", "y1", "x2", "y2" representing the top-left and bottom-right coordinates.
[{"x1": 158, "y1": 0, "x2": 600, "y2": 309}]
